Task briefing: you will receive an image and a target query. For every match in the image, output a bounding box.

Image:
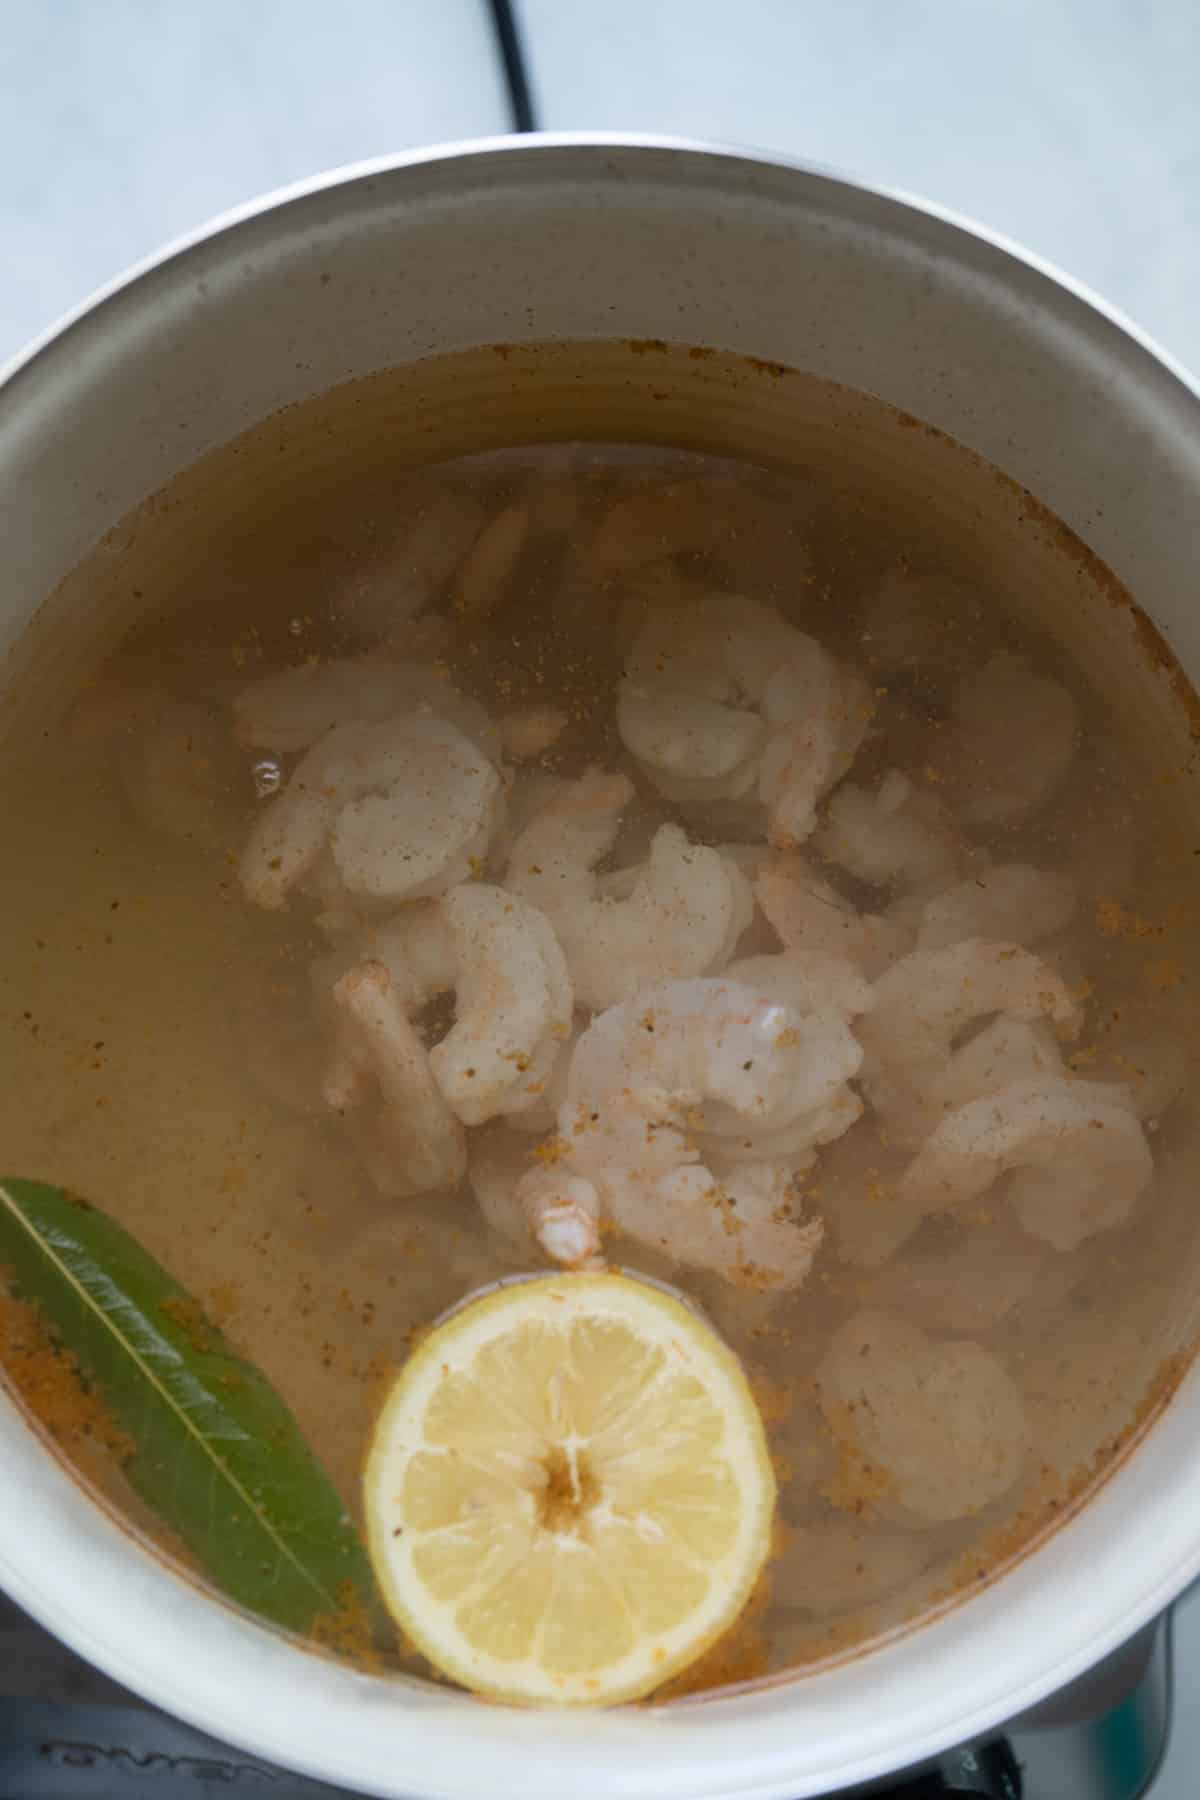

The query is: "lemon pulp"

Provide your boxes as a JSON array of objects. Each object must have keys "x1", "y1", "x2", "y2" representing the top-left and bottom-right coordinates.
[{"x1": 363, "y1": 1272, "x2": 776, "y2": 1705}]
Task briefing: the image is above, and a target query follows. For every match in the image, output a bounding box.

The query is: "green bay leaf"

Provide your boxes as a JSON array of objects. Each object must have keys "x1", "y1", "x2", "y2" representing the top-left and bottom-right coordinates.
[{"x1": 0, "y1": 1177, "x2": 382, "y2": 1639}]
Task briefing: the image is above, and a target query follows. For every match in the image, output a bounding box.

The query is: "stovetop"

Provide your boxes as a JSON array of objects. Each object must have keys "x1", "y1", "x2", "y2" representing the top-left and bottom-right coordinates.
[{"x1": 0, "y1": 1595, "x2": 1170, "y2": 1800}]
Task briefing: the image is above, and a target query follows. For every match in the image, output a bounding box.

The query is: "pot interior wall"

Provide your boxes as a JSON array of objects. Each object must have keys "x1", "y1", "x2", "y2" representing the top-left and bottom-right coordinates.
[
  {"x1": 3, "y1": 143, "x2": 1200, "y2": 1798},
  {"x1": 5, "y1": 338, "x2": 1200, "y2": 1689},
  {"x1": 13, "y1": 336, "x2": 1200, "y2": 844}
]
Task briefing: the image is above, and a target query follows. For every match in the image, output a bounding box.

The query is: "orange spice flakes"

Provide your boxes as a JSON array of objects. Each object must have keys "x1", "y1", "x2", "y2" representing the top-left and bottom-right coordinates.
[
  {"x1": 654, "y1": 1569, "x2": 773, "y2": 1701},
  {"x1": 361, "y1": 1353, "x2": 397, "y2": 1411},
  {"x1": 819, "y1": 1400, "x2": 893, "y2": 1519},
  {"x1": 1144, "y1": 958, "x2": 1185, "y2": 993},
  {"x1": 937, "y1": 1461, "x2": 1095, "y2": 1598},
  {"x1": 399, "y1": 1321, "x2": 433, "y2": 1355},
  {"x1": 727, "y1": 1257, "x2": 789, "y2": 1295},
  {"x1": 0, "y1": 1284, "x2": 133, "y2": 1462},
  {"x1": 205, "y1": 1281, "x2": 240, "y2": 1324},
  {"x1": 310, "y1": 1580, "x2": 389, "y2": 1674},
  {"x1": 657, "y1": 1623, "x2": 770, "y2": 1700},
  {"x1": 865, "y1": 1173, "x2": 892, "y2": 1209},
  {"x1": 1095, "y1": 897, "x2": 1187, "y2": 939},
  {"x1": 158, "y1": 1293, "x2": 221, "y2": 1355},
  {"x1": 529, "y1": 1134, "x2": 570, "y2": 1166},
  {"x1": 748, "y1": 1370, "x2": 791, "y2": 1427}
]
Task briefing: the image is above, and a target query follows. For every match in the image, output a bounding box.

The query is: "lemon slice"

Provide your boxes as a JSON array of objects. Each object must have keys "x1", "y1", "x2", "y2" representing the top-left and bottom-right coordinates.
[{"x1": 364, "y1": 1271, "x2": 776, "y2": 1705}]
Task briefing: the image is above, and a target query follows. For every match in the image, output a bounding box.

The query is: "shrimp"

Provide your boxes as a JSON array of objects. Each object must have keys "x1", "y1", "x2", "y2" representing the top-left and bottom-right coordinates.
[
  {"x1": 616, "y1": 593, "x2": 870, "y2": 847},
  {"x1": 515, "y1": 1172, "x2": 607, "y2": 1269},
  {"x1": 713, "y1": 842, "x2": 772, "y2": 882},
  {"x1": 498, "y1": 705, "x2": 568, "y2": 763},
  {"x1": 514, "y1": 975, "x2": 857, "y2": 1288},
  {"x1": 773, "y1": 1519, "x2": 937, "y2": 1619},
  {"x1": 708, "y1": 844, "x2": 779, "y2": 957},
  {"x1": 816, "y1": 1309, "x2": 1029, "y2": 1524},
  {"x1": 581, "y1": 476, "x2": 811, "y2": 591},
  {"x1": 815, "y1": 770, "x2": 972, "y2": 895},
  {"x1": 610, "y1": 1157, "x2": 823, "y2": 1290},
  {"x1": 584, "y1": 829, "x2": 753, "y2": 1001},
  {"x1": 318, "y1": 882, "x2": 573, "y2": 1130},
  {"x1": 505, "y1": 765, "x2": 633, "y2": 906},
  {"x1": 500, "y1": 1018, "x2": 582, "y2": 1138},
  {"x1": 489, "y1": 768, "x2": 571, "y2": 870},
  {"x1": 815, "y1": 1016, "x2": 1069, "y2": 1269},
  {"x1": 504, "y1": 771, "x2": 752, "y2": 1009},
  {"x1": 921, "y1": 1016, "x2": 1067, "y2": 1119},
  {"x1": 898, "y1": 1078, "x2": 1154, "y2": 1252},
  {"x1": 124, "y1": 698, "x2": 245, "y2": 851},
  {"x1": 468, "y1": 1124, "x2": 605, "y2": 1267},
  {"x1": 449, "y1": 504, "x2": 529, "y2": 619},
  {"x1": 950, "y1": 652, "x2": 1078, "y2": 825},
  {"x1": 1098, "y1": 1042, "x2": 1188, "y2": 1123},
  {"x1": 64, "y1": 668, "x2": 247, "y2": 853},
  {"x1": 1050, "y1": 1042, "x2": 1186, "y2": 1130},
  {"x1": 807, "y1": 1123, "x2": 918, "y2": 1270},
  {"x1": 755, "y1": 854, "x2": 911, "y2": 977},
  {"x1": 467, "y1": 1128, "x2": 536, "y2": 1256},
  {"x1": 864, "y1": 1215, "x2": 1053, "y2": 1336},
  {"x1": 910, "y1": 863, "x2": 1077, "y2": 952},
  {"x1": 330, "y1": 481, "x2": 485, "y2": 644},
  {"x1": 336, "y1": 1207, "x2": 514, "y2": 1314},
  {"x1": 63, "y1": 655, "x2": 168, "y2": 753},
  {"x1": 1068, "y1": 781, "x2": 1139, "y2": 904},
  {"x1": 232, "y1": 658, "x2": 498, "y2": 758},
  {"x1": 857, "y1": 940, "x2": 1082, "y2": 1147},
  {"x1": 324, "y1": 962, "x2": 467, "y2": 1200},
  {"x1": 724, "y1": 949, "x2": 875, "y2": 1024},
  {"x1": 240, "y1": 716, "x2": 504, "y2": 910},
  {"x1": 617, "y1": 607, "x2": 766, "y2": 807},
  {"x1": 520, "y1": 450, "x2": 586, "y2": 538},
  {"x1": 858, "y1": 571, "x2": 952, "y2": 675},
  {"x1": 430, "y1": 884, "x2": 573, "y2": 1128},
  {"x1": 518, "y1": 1156, "x2": 822, "y2": 1291},
  {"x1": 567, "y1": 977, "x2": 864, "y2": 1169}
]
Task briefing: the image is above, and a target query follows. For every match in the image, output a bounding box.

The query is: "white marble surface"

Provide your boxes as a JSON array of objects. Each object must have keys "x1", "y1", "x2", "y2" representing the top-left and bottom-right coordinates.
[
  {"x1": 518, "y1": 0, "x2": 1200, "y2": 385},
  {"x1": 0, "y1": 0, "x2": 509, "y2": 364}
]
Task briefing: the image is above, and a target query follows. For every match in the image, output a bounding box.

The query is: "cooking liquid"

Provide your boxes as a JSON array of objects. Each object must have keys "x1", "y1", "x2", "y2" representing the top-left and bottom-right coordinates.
[{"x1": 1, "y1": 342, "x2": 1198, "y2": 1692}]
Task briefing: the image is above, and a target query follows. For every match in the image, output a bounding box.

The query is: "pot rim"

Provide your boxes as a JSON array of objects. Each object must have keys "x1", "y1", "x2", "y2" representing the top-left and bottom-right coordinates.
[
  {"x1": 3, "y1": 132, "x2": 1200, "y2": 1800},
  {"x1": 4, "y1": 129, "x2": 1198, "y2": 403}
]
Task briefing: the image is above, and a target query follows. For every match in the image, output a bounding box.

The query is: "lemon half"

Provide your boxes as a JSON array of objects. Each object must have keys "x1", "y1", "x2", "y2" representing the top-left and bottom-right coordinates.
[{"x1": 364, "y1": 1272, "x2": 776, "y2": 1705}]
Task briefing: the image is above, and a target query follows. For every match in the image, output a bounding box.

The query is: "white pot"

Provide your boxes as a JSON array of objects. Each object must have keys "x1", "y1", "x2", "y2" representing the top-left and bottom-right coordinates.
[{"x1": 2, "y1": 136, "x2": 1199, "y2": 1800}]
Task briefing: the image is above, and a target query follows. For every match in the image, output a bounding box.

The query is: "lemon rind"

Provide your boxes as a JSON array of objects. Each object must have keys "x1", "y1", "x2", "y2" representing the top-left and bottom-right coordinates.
[{"x1": 364, "y1": 1271, "x2": 775, "y2": 1706}]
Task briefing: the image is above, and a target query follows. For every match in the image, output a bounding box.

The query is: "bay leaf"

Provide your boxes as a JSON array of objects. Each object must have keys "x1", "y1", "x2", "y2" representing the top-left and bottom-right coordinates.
[{"x1": 0, "y1": 1177, "x2": 382, "y2": 1639}]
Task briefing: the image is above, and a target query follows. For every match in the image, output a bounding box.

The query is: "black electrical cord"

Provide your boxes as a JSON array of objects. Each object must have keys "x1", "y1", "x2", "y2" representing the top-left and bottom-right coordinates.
[{"x1": 487, "y1": 0, "x2": 538, "y2": 133}]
